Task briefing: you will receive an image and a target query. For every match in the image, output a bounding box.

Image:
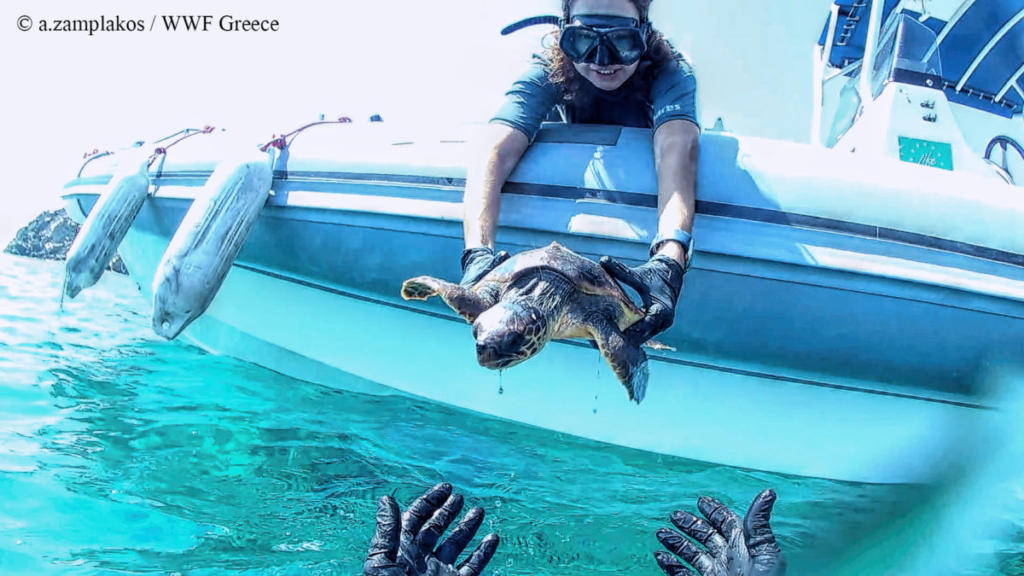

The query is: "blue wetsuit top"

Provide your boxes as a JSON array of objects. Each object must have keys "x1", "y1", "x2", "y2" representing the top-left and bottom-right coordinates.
[{"x1": 491, "y1": 56, "x2": 699, "y2": 140}]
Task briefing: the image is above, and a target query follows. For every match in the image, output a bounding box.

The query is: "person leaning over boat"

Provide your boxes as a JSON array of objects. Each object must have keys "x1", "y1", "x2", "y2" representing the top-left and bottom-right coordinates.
[{"x1": 461, "y1": 0, "x2": 698, "y2": 349}]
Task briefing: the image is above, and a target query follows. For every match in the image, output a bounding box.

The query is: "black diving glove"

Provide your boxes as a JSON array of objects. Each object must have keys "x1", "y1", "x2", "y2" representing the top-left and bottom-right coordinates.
[
  {"x1": 460, "y1": 247, "x2": 510, "y2": 287},
  {"x1": 599, "y1": 254, "x2": 685, "y2": 346},
  {"x1": 363, "y1": 483, "x2": 500, "y2": 576},
  {"x1": 654, "y1": 489, "x2": 786, "y2": 576}
]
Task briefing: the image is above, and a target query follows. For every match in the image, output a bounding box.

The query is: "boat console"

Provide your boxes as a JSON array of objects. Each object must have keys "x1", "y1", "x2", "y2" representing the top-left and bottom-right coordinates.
[{"x1": 815, "y1": 0, "x2": 1024, "y2": 183}]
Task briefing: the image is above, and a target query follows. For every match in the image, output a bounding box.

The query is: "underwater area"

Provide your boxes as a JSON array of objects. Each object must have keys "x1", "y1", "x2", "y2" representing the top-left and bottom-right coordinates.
[{"x1": 1, "y1": 253, "x2": 1022, "y2": 575}]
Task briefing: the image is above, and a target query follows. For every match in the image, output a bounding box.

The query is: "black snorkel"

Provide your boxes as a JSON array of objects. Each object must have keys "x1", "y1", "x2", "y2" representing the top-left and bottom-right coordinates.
[{"x1": 501, "y1": 15, "x2": 562, "y2": 36}]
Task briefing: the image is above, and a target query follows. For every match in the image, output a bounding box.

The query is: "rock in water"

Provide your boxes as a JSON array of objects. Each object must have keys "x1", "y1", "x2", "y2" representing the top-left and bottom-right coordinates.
[
  {"x1": 4, "y1": 209, "x2": 128, "y2": 274},
  {"x1": 5, "y1": 209, "x2": 77, "y2": 260}
]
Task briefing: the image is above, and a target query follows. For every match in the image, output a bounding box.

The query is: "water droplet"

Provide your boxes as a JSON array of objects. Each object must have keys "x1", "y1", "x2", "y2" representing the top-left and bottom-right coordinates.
[{"x1": 162, "y1": 320, "x2": 170, "y2": 331}]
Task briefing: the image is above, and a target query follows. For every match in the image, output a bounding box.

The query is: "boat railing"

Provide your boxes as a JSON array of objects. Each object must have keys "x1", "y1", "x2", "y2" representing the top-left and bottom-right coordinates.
[{"x1": 813, "y1": 0, "x2": 891, "y2": 146}]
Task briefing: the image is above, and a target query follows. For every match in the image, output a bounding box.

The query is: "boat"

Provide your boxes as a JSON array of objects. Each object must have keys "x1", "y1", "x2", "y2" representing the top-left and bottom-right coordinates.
[{"x1": 61, "y1": 0, "x2": 1024, "y2": 484}]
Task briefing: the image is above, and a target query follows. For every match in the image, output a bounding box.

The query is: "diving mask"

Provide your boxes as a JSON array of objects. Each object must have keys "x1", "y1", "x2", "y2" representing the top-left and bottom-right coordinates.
[
  {"x1": 500, "y1": 14, "x2": 650, "y2": 67},
  {"x1": 559, "y1": 15, "x2": 650, "y2": 66}
]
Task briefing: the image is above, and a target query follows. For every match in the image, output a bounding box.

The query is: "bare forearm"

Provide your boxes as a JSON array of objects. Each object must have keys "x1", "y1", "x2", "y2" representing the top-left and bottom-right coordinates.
[
  {"x1": 653, "y1": 120, "x2": 699, "y2": 265},
  {"x1": 463, "y1": 125, "x2": 530, "y2": 249}
]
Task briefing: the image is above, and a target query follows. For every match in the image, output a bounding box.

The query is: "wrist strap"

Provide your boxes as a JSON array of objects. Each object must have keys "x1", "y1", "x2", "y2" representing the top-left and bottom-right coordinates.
[{"x1": 650, "y1": 229, "x2": 692, "y2": 261}]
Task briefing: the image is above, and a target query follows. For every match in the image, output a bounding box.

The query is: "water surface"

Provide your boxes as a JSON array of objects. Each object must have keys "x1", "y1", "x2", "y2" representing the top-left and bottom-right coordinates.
[{"x1": 0, "y1": 254, "x2": 1021, "y2": 575}]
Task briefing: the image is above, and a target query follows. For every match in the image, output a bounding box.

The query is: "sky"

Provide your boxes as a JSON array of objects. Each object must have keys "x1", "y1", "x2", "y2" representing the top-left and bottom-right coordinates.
[{"x1": 0, "y1": 0, "x2": 834, "y2": 243}]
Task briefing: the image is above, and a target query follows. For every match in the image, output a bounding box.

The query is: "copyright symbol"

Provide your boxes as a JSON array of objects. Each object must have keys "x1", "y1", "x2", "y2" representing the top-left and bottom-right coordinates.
[{"x1": 17, "y1": 15, "x2": 32, "y2": 31}]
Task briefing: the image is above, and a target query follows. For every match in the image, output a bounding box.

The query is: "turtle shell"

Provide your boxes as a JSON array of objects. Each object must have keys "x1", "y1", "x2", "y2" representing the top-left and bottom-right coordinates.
[{"x1": 476, "y1": 242, "x2": 643, "y2": 322}]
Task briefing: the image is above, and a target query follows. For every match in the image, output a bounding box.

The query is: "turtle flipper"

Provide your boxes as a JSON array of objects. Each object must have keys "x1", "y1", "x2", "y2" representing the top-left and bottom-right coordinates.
[
  {"x1": 589, "y1": 316, "x2": 649, "y2": 404},
  {"x1": 401, "y1": 276, "x2": 490, "y2": 323}
]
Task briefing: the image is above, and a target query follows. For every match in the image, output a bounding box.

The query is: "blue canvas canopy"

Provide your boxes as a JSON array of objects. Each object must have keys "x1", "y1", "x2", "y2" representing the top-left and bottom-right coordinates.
[{"x1": 819, "y1": 0, "x2": 1024, "y2": 118}]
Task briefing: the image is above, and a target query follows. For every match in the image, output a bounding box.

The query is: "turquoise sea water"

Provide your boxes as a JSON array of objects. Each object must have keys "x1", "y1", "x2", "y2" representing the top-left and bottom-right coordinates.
[{"x1": 1, "y1": 253, "x2": 1022, "y2": 575}]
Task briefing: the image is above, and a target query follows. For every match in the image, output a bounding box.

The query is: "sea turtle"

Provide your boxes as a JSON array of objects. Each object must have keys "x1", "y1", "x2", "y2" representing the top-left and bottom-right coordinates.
[{"x1": 401, "y1": 242, "x2": 649, "y2": 403}]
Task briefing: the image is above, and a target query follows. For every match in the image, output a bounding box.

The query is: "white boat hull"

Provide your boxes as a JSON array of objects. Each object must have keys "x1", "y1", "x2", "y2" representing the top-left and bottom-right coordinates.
[
  {"x1": 101, "y1": 225, "x2": 989, "y2": 484},
  {"x1": 63, "y1": 126, "x2": 1023, "y2": 483}
]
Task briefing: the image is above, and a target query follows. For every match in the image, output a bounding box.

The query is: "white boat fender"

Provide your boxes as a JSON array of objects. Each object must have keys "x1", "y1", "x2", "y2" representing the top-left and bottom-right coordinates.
[
  {"x1": 151, "y1": 148, "x2": 275, "y2": 340},
  {"x1": 62, "y1": 126, "x2": 219, "y2": 306},
  {"x1": 63, "y1": 149, "x2": 151, "y2": 302}
]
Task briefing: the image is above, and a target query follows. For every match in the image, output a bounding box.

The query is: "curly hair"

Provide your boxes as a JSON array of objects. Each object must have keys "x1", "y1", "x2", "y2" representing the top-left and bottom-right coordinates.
[{"x1": 545, "y1": 0, "x2": 681, "y2": 100}]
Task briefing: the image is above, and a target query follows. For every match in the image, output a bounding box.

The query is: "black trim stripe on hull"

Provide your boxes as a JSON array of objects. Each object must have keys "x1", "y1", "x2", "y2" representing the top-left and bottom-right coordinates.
[
  {"x1": 66, "y1": 171, "x2": 1024, "y2": 269},
  {"x1": 232, "y1": 262, "x2": 991, "y2": 411}
]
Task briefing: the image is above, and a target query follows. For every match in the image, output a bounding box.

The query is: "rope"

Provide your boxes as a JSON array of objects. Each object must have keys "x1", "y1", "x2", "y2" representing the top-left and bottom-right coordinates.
[
  {"x1": 77, "y1": 149, "x2": 114, "y2": 177},
  {"x1": 82, "y1": 148, "x2": 110, "y2": 160},
  {"x1": 148, "y1": 125, "x2": 216, "y2": 167},
  {"x1": 259, "y1": 116, "x2": 353, "y2": 152}
]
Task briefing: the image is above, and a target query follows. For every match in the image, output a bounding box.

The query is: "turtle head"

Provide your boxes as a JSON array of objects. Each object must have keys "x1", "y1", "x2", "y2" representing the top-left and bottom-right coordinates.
[{"x1": 473, "y1": 301, "x2": 550, "y2": 370}]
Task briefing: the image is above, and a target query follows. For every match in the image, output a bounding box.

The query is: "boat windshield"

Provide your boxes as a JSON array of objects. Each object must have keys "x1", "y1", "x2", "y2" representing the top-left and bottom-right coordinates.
[{"x1": 870, "y1": 13, "x2": 943, "y2": 99}]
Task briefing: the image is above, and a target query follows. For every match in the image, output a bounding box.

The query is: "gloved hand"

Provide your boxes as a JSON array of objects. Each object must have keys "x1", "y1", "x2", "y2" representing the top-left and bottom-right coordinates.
[
  {"x1": 654, "y1": 489, "x2": 786, "y2": 576},
  {"x1": 599, "y1": 254, "x2": 685, "y2": 346},
  {"x1": 363, "y1": 483, "x2": 500, "y2": 576},
  {"x1": 460, "y1": 247, "x2": 510, "y2": 287}
]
